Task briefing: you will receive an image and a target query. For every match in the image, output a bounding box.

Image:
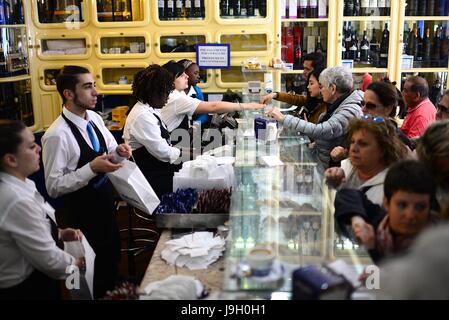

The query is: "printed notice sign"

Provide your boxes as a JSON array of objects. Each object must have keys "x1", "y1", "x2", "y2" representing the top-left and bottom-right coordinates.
[{"x1": 196, "y1": 44, "x2": 230, "y2": 69}]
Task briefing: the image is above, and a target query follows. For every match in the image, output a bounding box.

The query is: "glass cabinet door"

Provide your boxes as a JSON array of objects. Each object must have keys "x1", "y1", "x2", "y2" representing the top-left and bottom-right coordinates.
[
  {"x1": 98, "y1": 63, "x2": 147, "y2": 90},
  {"x1": 157, "y1": 34, "x2": 207, "y2": 57},
  {"x1": 0, "y1": 79, "x2": 34, "y2": 127},
  {"x1": 402, "y1": 20, "x2": 449, "y2": 69},
  {"x1": 404, "y1": 0, "x2": 449, "y2": 16},
  {"x1": 219, "y1": 30, "x2": 272, "y2": 57},
  {"x1": 36, "y1": 33, "x2": 91, "y2": 60},
  {"x1": 38, "y1": 64, "x2": 93, "y2": 91},
  {"x1": 35, "y1": 0, "x2": 86, "y2": 24},
  {"x1": 343, "y1": 0, "x2": 392, "y2": 17},
  {"x1": 282, "y1": 22, "x2": 328, "y2": 71},
  {"x1": 95, "y1": 0, "x2": 144, "y2": 23},
  {"x1": 0, "y1": 27, "x2": 28, "y2": 77},
  {"x1": 97, "y1": 33, "x2": 150, "y2": 58},
  {"x1": 217, "y1": 65, "x2": 265, "y2": 89}
]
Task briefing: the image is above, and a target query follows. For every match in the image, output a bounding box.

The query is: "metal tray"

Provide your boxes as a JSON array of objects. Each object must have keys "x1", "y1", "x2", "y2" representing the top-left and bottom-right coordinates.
[{"x1": 155, "y1": 213, "x2": 229, "y2": 229}]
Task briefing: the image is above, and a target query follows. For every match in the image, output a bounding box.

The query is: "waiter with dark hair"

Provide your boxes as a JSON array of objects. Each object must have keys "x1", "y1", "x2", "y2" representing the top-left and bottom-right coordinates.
[{"x1": 42, "y1": 66, "x2": 132, "y2": 299}]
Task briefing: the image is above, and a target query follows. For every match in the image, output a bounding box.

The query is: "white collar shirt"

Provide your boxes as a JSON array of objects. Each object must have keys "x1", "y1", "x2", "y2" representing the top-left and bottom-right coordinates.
[
  {"x1": 0, "y1": 173, "x2": 75, "y2": 288},
  {"x1": 41, "y1": 107, "x2": 119, "y2": 198},
  {"x1": 123, "y1": 102, "x2": 180, "y2": 164},
  {"x1": 161, "y1": 89, "x2": 202, "y2": 132}
]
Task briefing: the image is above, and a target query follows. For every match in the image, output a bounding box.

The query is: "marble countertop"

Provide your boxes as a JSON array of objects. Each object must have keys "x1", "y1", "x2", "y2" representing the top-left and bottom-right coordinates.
[{"x1": 139, "y1": 230, "x2": 225, "y2": 295}]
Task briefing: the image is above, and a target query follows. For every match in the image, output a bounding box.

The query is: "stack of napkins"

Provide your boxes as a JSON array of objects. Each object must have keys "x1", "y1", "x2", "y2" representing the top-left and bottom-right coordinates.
[{"x1": 161, "y1": 232, "x2": 225, "y2": 270}]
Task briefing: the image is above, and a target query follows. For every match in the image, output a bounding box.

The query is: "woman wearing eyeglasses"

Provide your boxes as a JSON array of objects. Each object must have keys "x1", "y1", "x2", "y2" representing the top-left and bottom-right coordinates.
[
  {"x1": 331, "y1": 80, "x2": 414, "y2": 163},
  {"x1": 325, "y1": 116, "x2": 408, "y2": 205}
]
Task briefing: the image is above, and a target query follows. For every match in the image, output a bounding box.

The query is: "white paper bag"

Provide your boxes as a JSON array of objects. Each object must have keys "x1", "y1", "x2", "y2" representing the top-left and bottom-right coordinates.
[{"x1": 107, "y1": 160, "x2": 160, "y2": 214}]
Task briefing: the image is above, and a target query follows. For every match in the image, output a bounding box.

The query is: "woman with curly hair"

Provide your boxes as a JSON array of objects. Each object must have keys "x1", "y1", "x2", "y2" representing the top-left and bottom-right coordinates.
[
  {"x1": 325, "y1": 115, "x2": 408, "y2": 205},
  {"x1": 123, "y1": 65, "x2": 181, "y2": 198}
]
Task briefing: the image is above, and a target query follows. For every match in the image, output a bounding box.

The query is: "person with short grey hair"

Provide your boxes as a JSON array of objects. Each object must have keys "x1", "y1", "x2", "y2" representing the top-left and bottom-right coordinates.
[
  {"x1": 267, "y1": 66, "x2": 363, "y2": 168},
  {"x1": 436, "y1": 89, "x2": 449, "y2": 121}
]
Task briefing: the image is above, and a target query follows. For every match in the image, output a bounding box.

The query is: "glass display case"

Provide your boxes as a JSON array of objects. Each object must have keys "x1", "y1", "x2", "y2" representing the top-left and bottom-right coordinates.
[
  {"x1": 221, "y1": 121, "x2": 370, "y2": 298},
  {"x1": 158, "y1": 34, "x2": 207, "y2": 54},
  {"x1": 96, "y1": 0, "x2": 140, "y2": 22},
  {"x1": 0, "y1": 79, "x2": 34, "y2": 126},
  {"x1": 97, "y1": 33, "x2": 150, "y2": 58},
  {"x1": 34, "y1": 0, "x2": 86, "y2": 25},
  {"x1": 0, "y1": 26, "x2": 28, "y2": 77},
  {"x1": 218, "y1": 0, "x2": 268, "y2": 20},
  {"x1": 98, "y1": 63, "x2": 146, "y2": 90},
  {"x1": 158, "y1": 0, "x2": 206, "y2": 21},
  {"x1": 219, "y1": 31, "x2": 272, "y2": 56}
]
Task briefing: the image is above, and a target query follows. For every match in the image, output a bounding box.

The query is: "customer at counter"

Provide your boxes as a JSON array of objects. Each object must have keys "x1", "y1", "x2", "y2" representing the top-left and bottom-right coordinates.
[
  {"x1": 123, "y1": 65, "x2": 182, "y2": 198},
  {"x1": 42, "y1": 66, "x2": 132, "y2": 299},
  {"x1": 161, "y1": 61, "x2": 265, "y2": 134},
  {"x1": 266, "y1": 66, "x2": 363, "y2": 168},
  {"x1": 261, "y1": 68, "x2": 328, "y2": 124},
  {"x1": 0, "y1": 120, "x2": 85, "y2": 300},
  {"x1": 334, "y1": 160, "x2": 437, "y2": 264},
  {"x1": 325, "y1": 116, "x2": 408, "y2": 205}
]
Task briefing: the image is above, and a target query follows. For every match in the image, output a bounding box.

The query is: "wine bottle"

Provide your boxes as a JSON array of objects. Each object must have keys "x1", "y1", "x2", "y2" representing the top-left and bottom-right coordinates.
[
  {"x1": 417, "y1": 0, "x2": 427, "y2": 16},
  {"x1": 166, "y1": 0, "x2": 175, "y2": 19},
  {"x1": 369, "y1": 0, "x2": 377, "y2": 16},
  {"x1": 379, "y1": 23, "x2": 389, "y2": 67},
  {"x1": 370, "y1": 29, "x2": 380, "y2": 67},
  {"x1": 353, "y1": 0, "x2": 360, "y2": 15},
  {"x1": 259, "y1": 0, "x2": 266, "y2": 17},
  {"x1": 158, "y1": 0, "x2": 165, "y2": 20},
  {"x1": 345, "y1": 23, "x2": 353, "y2": 54},
  {"x1": 175, "y1": 0, "x2": 183, "y2": 18},
  {"x1": 200, "y1": 0, "x2": 205, "y2": 18},
  {"x1": 341, "y1": 37, "x2": 347, "y2": 60},
  {"x1": 220, "y1": 0, "x2": 230, "y2": 16},
  {"x1": 360, "y1": 0, "x2": 369, "y2": 15},
  {"x1": 184, "y1": 0, "x2": 192, "y2": 18},
  {"x1": 416, "y1": 28, "x2": 423, "y2": 63},
  {"x1": 234, "y1": 0, "x2": 241, "y2": 16},
  {"x1": 410, "y1": 26, "x2": 419, "y2": 60},
  {"x1": 348, "y1": 31, "x2": 358, "y2": 61},
  {"x1": 403, "y1": 25, "x2": 410, "y2": 54},
  {"x1": 435, "y1": 0, "x2": 444, "y2": 15},
  {"x1": 344, "y1": 0, "x2": 354, "y2": 16},
  {"x1": 378, "y1": 0, "x2": 386, "y2": 16},
  {"x1": 192, "y1": 0, "x2": 201, "y2": 17},
  {"x1": 385, "y1": 0, "x2": 390, "y2": 15},
  {"x1": 423, "y1": 28, "x2": 431, "y2": 67},
  {"x1": 308, "y1": 0, "x2": 318, "y2": 18},
  {"x1": 360, "y1": 30, "x2": 370, "y2": 63},
  {"x1": 298, "y1": 0, "x2": 308, "y2": 18},
  {"x1": 427, "y1": 0, "x2": 435, "y2": 15},
  {"x1": 316, "y1": 35, "x2": 324, "y2": 53},
  {"x1": 294, "y1": 29, "x2": 303, "y2": 70},
  {"x1": 247, "y1": 0, "x2": 255, "y2": 16},
  {"x1": 408, "y1": 0, "x2": 417, "y2": 16},
  {"x1": 432, "y1": 26, "x2": 442, "y2": 66}
]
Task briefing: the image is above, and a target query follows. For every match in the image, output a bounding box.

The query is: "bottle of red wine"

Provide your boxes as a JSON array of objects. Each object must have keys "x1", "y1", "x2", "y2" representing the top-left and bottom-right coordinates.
[
  {"x1": 158, "y1": 0, "x2": 165, "y2": 20},
  {"x1": 432, "y1": 26, "x2": 442, "y2": 66},
  {"x1": 422, "y1": 27, "x2": 432, "y2": 67},
  {"x1": 360, "y1": 30, "x2": 370, "y2": 63},
  {"x1": 220, "y1": 0, "x2": 230, "y2": 16},
  {"x1": 247, "y1": 0, "x2": 255, "y2": 16},
  {"x1": 379, "y1": 23, "x2": 389, "y2": 67},
  {"x1": 166, "y1": 0, "x2": 175, "y2": 19},
  {"x1": 192, "y1": 0, "x2": 202, "y2": 18}
]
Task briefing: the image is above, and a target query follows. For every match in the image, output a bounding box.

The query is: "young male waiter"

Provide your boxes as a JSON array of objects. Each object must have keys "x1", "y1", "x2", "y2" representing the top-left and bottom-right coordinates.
[{"x1": 42, "y1": 66, "x2": 132, "y2": 299}]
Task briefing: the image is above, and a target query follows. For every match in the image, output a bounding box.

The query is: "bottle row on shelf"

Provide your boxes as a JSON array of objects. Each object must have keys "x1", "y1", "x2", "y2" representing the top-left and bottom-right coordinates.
[
  {"x1": 405, "y1": 0, "x2": 449, "y2": 17},
  {"x1": 0, "y1": 0, "x2": 24, "y2": 25},
  {"x1": 341, "y1": 22, "x2": 390, "y2": 68},
  {"x1": 281, "y1": 0, "x2": 329, "y2": 19},
  {"x1": 344, "y1": 0, "x2": 391, "y2": 17},
  {"x1": 281, "y1": 22, "x2": 326, "y2": 70},
  {"x1": 159, "y1": 0, "x2": 205, "y2": 20},
  {"x1": 219, "y1": 0, "x2": 267, "y2": 18},
  {"x1": 403, "y1": 22, "x2": 449, "y2": 68}
]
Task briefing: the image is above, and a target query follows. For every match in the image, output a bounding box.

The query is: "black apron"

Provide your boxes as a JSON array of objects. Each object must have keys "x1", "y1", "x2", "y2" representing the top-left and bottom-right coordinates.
[
  {"x1": 61, "y1": 113, "x2": 120, "y2": 299},
  {"x1": 133, "y1": 113, "x2": 181, "y2": 199},
  {"x1": 0, "y1": 215, "x2": 61, "y2": 300}
]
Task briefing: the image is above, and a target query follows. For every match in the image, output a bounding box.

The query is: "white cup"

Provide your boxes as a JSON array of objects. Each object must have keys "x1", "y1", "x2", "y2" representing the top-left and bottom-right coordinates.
[{"x1": 247, "y1": 246, "x2": 275, "y2": 277}]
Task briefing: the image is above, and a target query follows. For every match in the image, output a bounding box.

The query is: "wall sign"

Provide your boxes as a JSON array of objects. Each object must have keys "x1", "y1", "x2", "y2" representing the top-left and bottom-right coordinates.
[{"x1": 196, "y1": 43, "x2": 230, "y2": 69}]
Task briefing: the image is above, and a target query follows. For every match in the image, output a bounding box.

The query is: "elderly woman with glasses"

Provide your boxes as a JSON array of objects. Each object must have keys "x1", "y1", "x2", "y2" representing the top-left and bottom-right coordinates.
[
  {"x1": 326, "y1": 116, "x2": 408, "y2": 205},
  {"x1": 267, "y1": 66, "x2": 363, "y2": 168}
]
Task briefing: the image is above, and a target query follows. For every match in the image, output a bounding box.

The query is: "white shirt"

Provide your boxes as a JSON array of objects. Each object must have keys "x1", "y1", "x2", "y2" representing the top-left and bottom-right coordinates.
[
  {"x1": 123, "y1": 102, "x2": 180, "y2": 164},
  {"x1": 161, "y1": 89, "x2": 202, "y2": 132},
  {"x1": 0, "y1": 173, "x2": 75, "y2": 288},
  {"x1": 340, "y1": 159, "x2": 388, "y2": 206},
  {"x1": 42, "y1": 107, "x2": 120, "y2": 198}
]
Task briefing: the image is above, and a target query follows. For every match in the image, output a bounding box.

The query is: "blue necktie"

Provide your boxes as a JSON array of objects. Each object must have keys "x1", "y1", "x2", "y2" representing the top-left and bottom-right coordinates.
[{"x1": 86, "y1": 121, "x2": 100, "y2": 152}]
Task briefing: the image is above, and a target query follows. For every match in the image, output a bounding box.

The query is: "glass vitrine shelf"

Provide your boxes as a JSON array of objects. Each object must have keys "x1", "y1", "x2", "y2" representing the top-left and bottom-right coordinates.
[
  {"x1": 218, "y1": 0, "x2": 268, "y2": 19},
  {"x1": 158, "y1": 34, "x2": 206, "y2": 55},
  {"x1": 35, "y1": 0, "x2": 86, "y2": 24},
  {"x1": 343, "y1": 2, "x2": 392, "y2": 17},
  {"x1": 0, "y1": 26, "x2": 28, "y2": 78},
  {"x1": 157, "y1": 0, "x2": 206, "y2": 21},
  {"x1": 97, "y1": 34, "x2": 150, "y2": 58},
  {"x1": 99, "y1": 64, "x2": 146, "y2": 90},
  {"x1": 220, "y1": 33, "x2": 269, "y2": 53},
  {"x1": 221, "y1": 129, "x2": 370, "y2": 296}
]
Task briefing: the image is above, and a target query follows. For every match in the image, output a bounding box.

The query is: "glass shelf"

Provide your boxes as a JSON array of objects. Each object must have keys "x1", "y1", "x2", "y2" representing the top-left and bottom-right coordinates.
[
  {"x1": 158, "y1": 34, "x2": 206, "y2": 54},
  {"x1": 97, "y1": 34, "x2": 150, "y2": 58},
  {"x1": 220, "y1": 33, "x2": 269, "y2": 53},
  {"x1": 98, "y1": 64, "x2": 146, "y2": 90}
]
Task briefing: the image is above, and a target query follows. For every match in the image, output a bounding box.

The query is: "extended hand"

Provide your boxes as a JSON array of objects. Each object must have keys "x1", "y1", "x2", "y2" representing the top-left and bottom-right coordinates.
[
  {"x1": 351, "y1": 217, "x2": 375, "y2": 250},
  {"x1": 59, "y1": 228, "x2": 83, "y2": 242},
  {"x1": 260, "y1": 93, "x2": 277, "y2": 104},
  {"x1": 330, "y1": 146, "x2": 348, "y2": 162},
  {"x1": 324, "y1": 167, "x2": 346, "y2": 188},
  {"x1": 90, "y1": 154, "x2": 123, "y2": 173},
  {"x1": 266, "y1": 108, "x2": 284, "y2": 122},
  {"x1": 116, "y1": 143, "x2": 132, "y2": 159}
]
